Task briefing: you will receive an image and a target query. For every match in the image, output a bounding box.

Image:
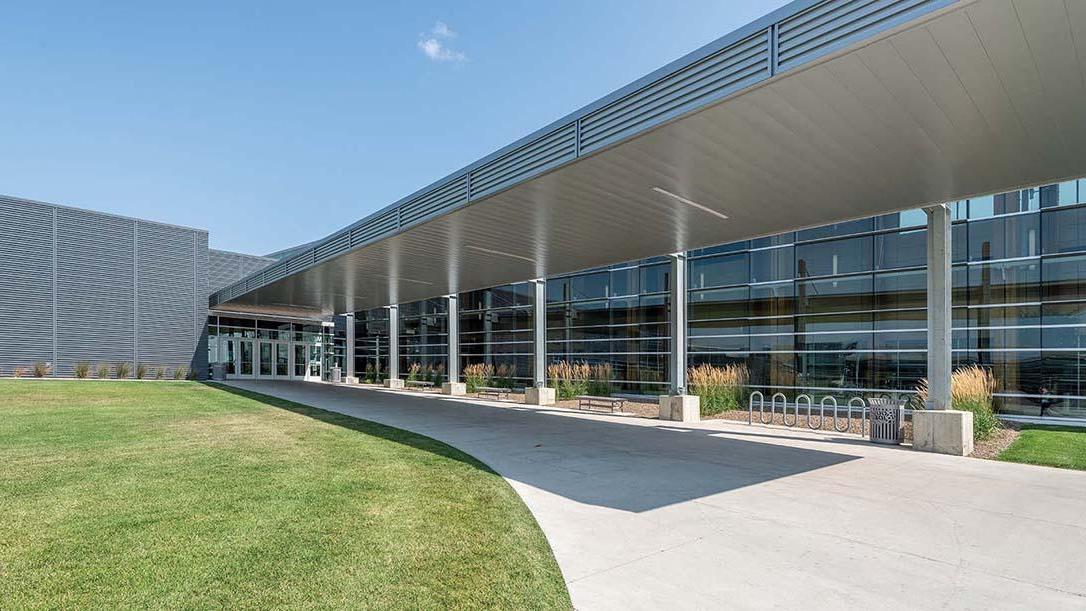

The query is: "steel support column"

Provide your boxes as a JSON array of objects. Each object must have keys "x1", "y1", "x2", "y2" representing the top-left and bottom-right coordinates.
[
  {"x1": 925, "y1": 204, "x2": 952, "y2": 410},
  {"x1": 344, "y1": 313, "x2": 355, "y2": 380},
  {"x1": 388, "y1": 305, "x2": 400, "y2": 380},
  {"x1": 669, "y1": 253, "x2": 687, "y2": 394},
  {"x1": 533, "y1": 279, "x2": 546, "y2": 387},
  {"x1": 446, "y1": 295, "x2": 459, "y2": 383}
]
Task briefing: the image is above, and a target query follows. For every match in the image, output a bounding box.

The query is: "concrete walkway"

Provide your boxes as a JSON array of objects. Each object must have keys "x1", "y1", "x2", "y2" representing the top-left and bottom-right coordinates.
[{"x1": 224, "y1": 381, "x2": 1086, "y2": 610}]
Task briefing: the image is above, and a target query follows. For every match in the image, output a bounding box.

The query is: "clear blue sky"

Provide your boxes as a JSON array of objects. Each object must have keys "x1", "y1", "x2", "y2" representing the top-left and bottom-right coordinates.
[{"x1": 0, "y1": 0, "x2": 784, "y2": 255}]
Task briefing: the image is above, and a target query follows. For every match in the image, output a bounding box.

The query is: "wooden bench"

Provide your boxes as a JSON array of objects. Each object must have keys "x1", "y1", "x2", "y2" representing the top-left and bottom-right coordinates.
[
  {"x1": 477, "y1": 386, "x2": 512, "y2": 400},
  {"x1": 405, "y1": 380, "x2": 434, "y2": 389},
  {"x1": 576, "y1": 395, "x2": 626, "y2": 413}
]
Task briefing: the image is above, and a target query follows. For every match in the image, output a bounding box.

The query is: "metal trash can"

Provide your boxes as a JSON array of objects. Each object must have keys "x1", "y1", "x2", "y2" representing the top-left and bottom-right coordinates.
[
  {"x1": 212, "y1": 362, "x2": 226, "y2": 381},
  {"x1": 867, "y1": 397, "x2": 904, "y2": 445},
  {"x1": 330, "y1": 366, "x2": 342, "y2": 384}
]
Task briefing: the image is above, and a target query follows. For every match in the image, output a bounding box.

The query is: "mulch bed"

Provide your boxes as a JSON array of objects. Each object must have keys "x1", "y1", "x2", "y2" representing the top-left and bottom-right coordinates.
[{"x1": 971, "y1": 422, "x2": 1021, "y2": 459}]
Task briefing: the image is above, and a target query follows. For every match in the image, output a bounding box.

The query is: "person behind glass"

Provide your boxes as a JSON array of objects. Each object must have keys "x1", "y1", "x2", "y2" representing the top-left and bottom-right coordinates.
[{"x1": 1038, "y1": 385, "x2": 1056, "y2": 417}]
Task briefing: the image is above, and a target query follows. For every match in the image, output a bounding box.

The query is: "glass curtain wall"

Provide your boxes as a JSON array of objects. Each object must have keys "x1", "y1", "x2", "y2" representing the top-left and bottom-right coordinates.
[
  {"x1": 354, "y1": 308, "x2": 390, "y2": 383},
  {"x1": 459, "y1": 282, "x2": 534, "y2": 386},
  {"x1": 398, "y1": 298, "x2": 449, "y2": 383},
  {"x1": 545, "y1": 259, "x2": 671, "y2": 394},
  {"x1": 336, "y1": 177, "x2": 1086, "y2": 419}
]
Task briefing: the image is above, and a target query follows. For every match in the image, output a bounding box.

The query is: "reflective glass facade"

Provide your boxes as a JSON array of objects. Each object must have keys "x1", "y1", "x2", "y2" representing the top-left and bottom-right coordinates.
[{"x1": 340, "y1": 178, "x2": 1086, "y2": 419}]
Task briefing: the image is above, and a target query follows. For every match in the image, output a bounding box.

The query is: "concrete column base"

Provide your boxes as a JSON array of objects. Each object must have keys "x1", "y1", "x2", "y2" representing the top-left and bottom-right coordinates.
[
  {"x1": 383, "y1": 378, "x2": 404, "y2": 390},
  {"x1": 525, "y1": 387, "x2": 556, "y2": 406},
  {"x1": 344, "y1": 376, "x2": 358, "y2": 385},
  {"x1": 659, "y1": 394, "x2": 700, "y2": 422},
  {"x1": 441, "y1": 382, "x2": 466, "y2": 396},
  {"x1": 913, "y1": 409, "x2": 973, "y2": 456}
]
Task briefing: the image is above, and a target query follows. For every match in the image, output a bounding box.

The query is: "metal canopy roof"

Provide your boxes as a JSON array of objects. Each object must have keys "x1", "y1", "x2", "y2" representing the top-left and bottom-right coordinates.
[{"x1": 213, "y1": 0, "x2": 1086, "y2": 318}]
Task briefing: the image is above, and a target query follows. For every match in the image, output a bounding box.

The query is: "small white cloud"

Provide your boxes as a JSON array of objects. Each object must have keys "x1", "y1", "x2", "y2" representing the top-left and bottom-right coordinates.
[
  {"x1": 417, "y1": 21, "x2": 467, "y2": 63},
  {"x1": 431, "y1": 21, "x2": 455, "y2": 38}
]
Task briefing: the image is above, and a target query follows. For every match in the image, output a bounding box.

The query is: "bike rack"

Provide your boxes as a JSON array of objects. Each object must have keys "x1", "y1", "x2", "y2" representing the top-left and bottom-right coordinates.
[
  {"x1": 767, "y1": 392, "x2": 786, "y2": 425},
  {"x1": 848, "y1": 397, "x2": 868, "y2": 436},
  {"x1": 788, "y1": 394, "x2": 811, "y2": 427},
  {"x1": 813, "y1": 396, "x2": 834, "y2": 430},
  {"x1": 747, "y1": 391, "x2": 764, "y2": 425}
]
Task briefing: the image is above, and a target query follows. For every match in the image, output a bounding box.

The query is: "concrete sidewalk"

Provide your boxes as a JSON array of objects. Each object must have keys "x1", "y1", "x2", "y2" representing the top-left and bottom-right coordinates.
[{"x1": 224, "y1": 381, "x2": 1086, "y2": 610}]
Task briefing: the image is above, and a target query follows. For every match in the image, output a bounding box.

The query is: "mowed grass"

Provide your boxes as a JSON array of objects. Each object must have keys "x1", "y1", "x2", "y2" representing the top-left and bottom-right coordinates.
[
  {"x1": 997, "y1": 425, "x2": 1086, "y2": 471},
  {"x1": 0, "y1": 381, "x2": 570, "y2": 610}
]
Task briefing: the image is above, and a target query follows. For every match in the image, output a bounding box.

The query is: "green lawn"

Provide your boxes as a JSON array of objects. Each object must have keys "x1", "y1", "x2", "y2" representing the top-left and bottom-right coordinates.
[
  {"x1": 997, "y1": 425, "x2": 1086, "y2": 471},
  {"x1": 0, "y1": 380, "x2": 570, "y2": 610}
]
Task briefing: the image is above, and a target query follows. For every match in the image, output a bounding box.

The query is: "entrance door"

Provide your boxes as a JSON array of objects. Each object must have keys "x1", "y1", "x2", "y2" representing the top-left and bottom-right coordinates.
[
  {"x1": 238, "y1": 340, "x2": 254, "y2": 377},
  {"x1": 258, "y1": 341, "x2": 274, "y2": 377},
  {"x1": 293, "y1": 344, "x2": 307, "y2": 379},
  {"x1": 222, "y1": 339, "x2": 238, "y2": 377},
  {"x1": 308, "y1": 344, "x2": 322, "y2": 380},
  {"x1": 275, "y1": 343, "x2": 290, "y2": 377}
]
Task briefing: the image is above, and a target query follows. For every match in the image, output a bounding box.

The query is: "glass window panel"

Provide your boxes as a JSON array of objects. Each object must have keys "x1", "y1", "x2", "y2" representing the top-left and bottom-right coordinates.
[
  {"x1": 750, "y1": 282, "x2": 794, "y2": 317},
  {"x1": 968, "y1": 214, "x2": 1039, "y2": 261},
  {"x1": 750, "y1": 232, "x2": 793, "y2": 249},
  {"x1": 609, "y1": 267, "x2": 639, "y2": 297},
  {"x1": 688, "y1": 252, "x2": 748, "y2": 289},
  {"x1": 796, "y1": 312, "x2": 872, "y2": 334},
  {"x1": 546, "y1": 278, "x2": 569, "y2": 303},
  {"x1": 796, "y1": 275, "x2": 873, "y2": 315},
  {"x1": 1042, "y1": 206, "x2": 1086, "y2": 255},
  {"x1": 968, "y1": 260, "x2": 1040, "y2": 305},
  {"x1": 688, "y1": 286, "x2": 749, "y2": 321},
  {"x1": 796, "y1": 218, "x2": 873, "y2": 242},
  {"x1": 568, "y1": 272, "x2": 609, "y2": 301},
  {"x1": 750, "y1": 246, "x2": 794, "y2": 283},
  {"x1": 689, "y1": 241, "x2": 748, "y2": 257},
  {"x1": 1042, "y1": 301, "x2": 1086, "y2": 325},
  {"x1": 640, "y1": 263, "x2": 669, "y2": 294},
  {"x1": 874, "y1": 229, "x2": 926, "y2": 270},
  {"x1": 1043, "y1": 254, "x2": 1086, "y2": 301},
  {"x1": 796, "y1": 236, "x2": 872, "y2": 277},
  {"x1": 876, "y1": 208, "x2": 928, "y2": 230},
  {"x1": 874, "y1": 269, "x2": 926, "y2": 310},
  {"x1": 688, "y1": 319, "x2": 748, "y2": 337}
]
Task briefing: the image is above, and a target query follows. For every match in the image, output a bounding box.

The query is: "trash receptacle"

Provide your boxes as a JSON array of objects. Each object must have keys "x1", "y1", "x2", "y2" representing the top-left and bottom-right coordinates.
[
  {"x1": 331, "y1": 366, "x2": 342, "y2": 384},
  {"x1": 868, "y1": 397, "x2": 904, "y2": 445},
  {"x1": 212, "y1": 363, "x2": 226, "y2": 381}
]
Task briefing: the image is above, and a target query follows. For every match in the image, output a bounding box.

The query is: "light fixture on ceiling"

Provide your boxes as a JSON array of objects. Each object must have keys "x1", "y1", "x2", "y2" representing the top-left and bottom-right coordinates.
[
  {"x1": 466, "y1": 244, "x2": 536, "y2": 263},
  {"x1": 651, "y1": 187, "x2": 729, "y2": 220}
]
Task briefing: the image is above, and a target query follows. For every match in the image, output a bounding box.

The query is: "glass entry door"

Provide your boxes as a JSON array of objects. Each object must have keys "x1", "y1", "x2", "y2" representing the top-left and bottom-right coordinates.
[
  {"x1": 294, "y1": 344, "x2": 308, "y2": 379},
  {"x1": 258, "y1": 342, "x2": 274, "y2": 377},
  {"x1": 275, "y1": 343, "x2": 290, "y2": 377},
  {"x1": 222, "y1": 339, "x2": 238, "y2": 376},
  {"x1": 238, "y1": 340, "x2": 254, "y2": 377}
]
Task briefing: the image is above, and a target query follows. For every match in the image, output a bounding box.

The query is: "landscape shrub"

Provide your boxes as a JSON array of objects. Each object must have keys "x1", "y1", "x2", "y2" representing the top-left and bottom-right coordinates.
[
  {"x1": 74, "y1": 362, "x2": 91, "y2": 379},
  {"x1": 173, "y1": 367, "x2": 188, "y2": 380},
  {"x1": 463, "y1": 363, "x2": 493, "y2": 393},
  {"x1": 586, "y1": 363, "x2": 613, "y2": 397},
  {"x1": 136, "y1": 364, "x2": 148, "y2": 379},
  {"x1": 547, "y1": 361, "x2": 590, "y2": 400},
  {"x1": 494, "y1": 363, "x2": 516, "y2": 389},
  {"x1": 115, "y1": 362, "x2": 132, "y2": 379},
  {"x1": 33, "y1": 362, "x2": 52, "y2": 378},
  {"x1": 916, "y1": 365, "x2": 999, "y2": 440},
  {"x1": 96, "y1": 363, "x2": 110, "y2": 379},
  {"x1": 688, "y1": 363, "x2": 749, "y2": 416},
  {"x1": 154, "y1": 366, "x2": 164, "y2": 380},
  {"x1": 406, "y1": 362, "x2": 421, "y2": 382},
  {"x1": 13, "y1": 366, "x2": 26, "y2": 378}
]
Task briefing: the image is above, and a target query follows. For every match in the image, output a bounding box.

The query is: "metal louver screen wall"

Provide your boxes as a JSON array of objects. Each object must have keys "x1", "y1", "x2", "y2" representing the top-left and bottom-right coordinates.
[
  {"x1": 0, "y1": 195, "x2": 209, "y2": 377},
  {"x1": 211, "y1": 0, "x2": 950, "y2": 307},
  {"x1": 0, "y1": 197, "x2": 55, "y2": 374}
]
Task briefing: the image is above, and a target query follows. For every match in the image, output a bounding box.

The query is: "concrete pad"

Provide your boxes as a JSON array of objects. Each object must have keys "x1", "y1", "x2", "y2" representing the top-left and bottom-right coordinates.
[
  {"x1": 658, "y1": 394, "x2": 700, "y2": 422},
  {"x1": 525, "y1": 386, "x2": 555, "y2": 405},
  {"x1": 441, "y1": 382, "x2": 466, "y2": 396},
  {"x1": 914, "y1": 409, "x2": 974, "y2": 456},
  {"x1": 223, "y1": 381, "x2": 1086, "y2": 610}
]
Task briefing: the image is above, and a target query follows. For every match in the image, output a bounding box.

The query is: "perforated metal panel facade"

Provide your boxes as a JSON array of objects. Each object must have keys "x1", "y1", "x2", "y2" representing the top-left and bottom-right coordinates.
[
  {"x1": 209, "y1": 249, "x2": 275, "y2": 293},
  {"x1": 0, "y1": 195, "x2": 210, "y2": 377}
]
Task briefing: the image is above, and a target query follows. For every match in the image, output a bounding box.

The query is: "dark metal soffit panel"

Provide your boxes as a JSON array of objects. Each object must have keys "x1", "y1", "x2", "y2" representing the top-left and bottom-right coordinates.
[{"x1": 212, "y1": 0, "x2": 957, "y2": 312}]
